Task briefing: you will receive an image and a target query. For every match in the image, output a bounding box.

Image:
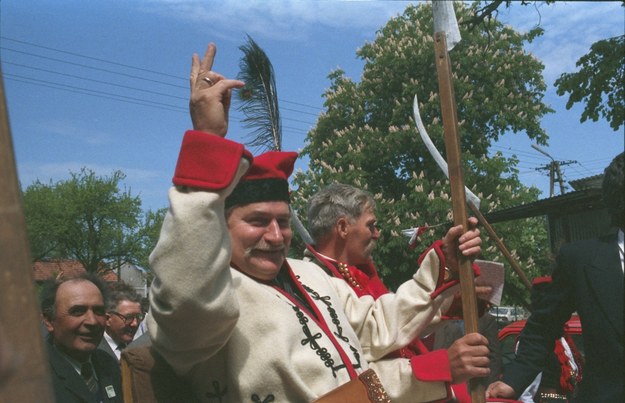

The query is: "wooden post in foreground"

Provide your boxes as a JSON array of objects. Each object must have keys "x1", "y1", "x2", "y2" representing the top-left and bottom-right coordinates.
[
  {"x1": 433, "y1": 32, "x2": 485, "y2": 403},
  {"x1": 0, "y1": 70, "x2": 55, "y2": 402}
]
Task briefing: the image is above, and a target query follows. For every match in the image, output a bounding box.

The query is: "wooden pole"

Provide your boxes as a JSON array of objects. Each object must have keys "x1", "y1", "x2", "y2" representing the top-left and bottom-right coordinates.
[
  {"x1": 433, "y1": 32, "x2": 485, "y2": 403},
  {"x1": 0, "y1": 70, "x2": 55, "y2": 401}
]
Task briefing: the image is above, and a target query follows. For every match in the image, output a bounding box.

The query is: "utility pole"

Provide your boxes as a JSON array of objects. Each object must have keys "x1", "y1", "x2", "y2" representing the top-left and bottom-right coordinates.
[{"x1": 531, "y1": 145, "x2": 577, "y2": 197}]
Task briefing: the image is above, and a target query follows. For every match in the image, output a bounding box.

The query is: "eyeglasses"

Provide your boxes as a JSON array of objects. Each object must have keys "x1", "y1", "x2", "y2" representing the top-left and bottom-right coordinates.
[{"x1": 109, "y1": 311, "x2": 145, "y2": 324}]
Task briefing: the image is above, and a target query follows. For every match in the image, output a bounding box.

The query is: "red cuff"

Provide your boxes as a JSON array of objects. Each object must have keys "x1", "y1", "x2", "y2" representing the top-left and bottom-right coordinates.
[
  {"x1": 418, "y1": 240, "x2": 481, "y2": 300},
  {"x1": 173, "y1": 130, "x2": 253, "y2": 190},
  {"x1": 410, "y1": 350, "x2": 456, "y2": 402},
  {"x1": 451, "y1": 383, "x2": 471, "y2": 403},
  {"x1": 409, "y1": 349, "x2": 452, "y2": 382}
]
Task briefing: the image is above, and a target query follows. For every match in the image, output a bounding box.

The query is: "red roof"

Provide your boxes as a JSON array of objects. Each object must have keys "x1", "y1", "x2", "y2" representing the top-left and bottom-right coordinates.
[{"x1": 32, "y1": 260, "x2": 118, "y2": 282}]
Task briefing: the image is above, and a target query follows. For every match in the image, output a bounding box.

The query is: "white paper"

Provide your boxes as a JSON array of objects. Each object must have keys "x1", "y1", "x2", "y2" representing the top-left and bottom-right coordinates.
[{"x1": 474, "y1": 259, "x2": 504, "y2": 306}]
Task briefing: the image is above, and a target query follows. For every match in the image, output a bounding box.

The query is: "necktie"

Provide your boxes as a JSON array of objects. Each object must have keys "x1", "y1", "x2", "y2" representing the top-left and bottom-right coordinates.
[{"x1": 80, "y1": 362, "x2": 99, "y2": 394}]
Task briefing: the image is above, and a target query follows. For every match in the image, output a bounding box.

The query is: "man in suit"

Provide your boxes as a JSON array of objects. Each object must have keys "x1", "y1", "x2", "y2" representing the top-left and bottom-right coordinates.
[
  {"x1": 486, "y1": 152, "x2": 624, "y2": 403},
  {"x1": 98, "y1": 281, "x2": 144, "y2": 361},
  {"x1": 41, "y1": 273, "x2": 122, "y2": 402}
]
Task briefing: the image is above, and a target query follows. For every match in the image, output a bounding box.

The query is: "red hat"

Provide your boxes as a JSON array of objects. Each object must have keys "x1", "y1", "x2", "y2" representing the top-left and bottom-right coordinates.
[{"x1": 225, "y1": 151, "x2": 298, "y2": 209}]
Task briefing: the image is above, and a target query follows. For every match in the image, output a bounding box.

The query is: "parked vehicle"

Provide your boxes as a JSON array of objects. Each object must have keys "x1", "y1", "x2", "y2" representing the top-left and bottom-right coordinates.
[{"x1": 489, "y1": 306, "x2": 527, "y2": 324}]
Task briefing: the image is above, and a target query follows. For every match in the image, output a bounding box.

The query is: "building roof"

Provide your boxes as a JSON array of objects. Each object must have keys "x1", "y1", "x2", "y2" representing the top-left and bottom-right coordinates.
[
  {"x1": 33, "y1": 260, "x2": 118, "y2": 282},
  {"x1": 484, "y1": 187, "x2": 604, "y2": 223},
  {"x1": 569, "y1": 174, "x2": 603, "y2": 191}
]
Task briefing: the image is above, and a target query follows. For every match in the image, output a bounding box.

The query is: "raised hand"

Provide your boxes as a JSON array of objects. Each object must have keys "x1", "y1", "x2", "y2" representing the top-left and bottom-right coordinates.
[{"x1": 189, "y1": 43, "x2": 245, "y2": 136}]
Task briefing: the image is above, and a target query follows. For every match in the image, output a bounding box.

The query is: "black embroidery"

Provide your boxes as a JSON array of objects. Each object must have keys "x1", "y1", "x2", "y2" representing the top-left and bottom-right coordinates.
[
  {"x1": 251, "y1": 393, "x2": 275, "y2": 402},
  {"x1": 293, "y1": 305, "x2": 343, "y2": 376},
  {"x1": 290, "y1": 283, "x2": 362, "y2": 375},
  {"x1": 205, "y1": 380, "x2": 227, "y2": 402},
  {"x1": 301, "y1": 286, "x2": 339, "y2": 336},
  {"x1": 300, "y1": 284, "x2": 362, "y2": 370}
]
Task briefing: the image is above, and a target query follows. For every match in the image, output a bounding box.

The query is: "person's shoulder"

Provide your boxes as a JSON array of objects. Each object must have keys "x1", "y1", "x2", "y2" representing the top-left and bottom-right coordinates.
[
  {"x1": 92, "y1": 348, "x2": 120, "y2": 370},
  {"x1": 559, "y1": 231, "x2": 616, "y2": 254},
  {"x1": 287, "y1": 257, "x2": 327, "y2": 276},
  {"x1": 45, "y1": 342, "x2": 67, "y2": 369},
  {"x1": 287, "y1": 257, "x2": 319, "y2": 268},
  {"x1": 287, "y1": 258, "x2": 340, "y2": 287},
  {"x1": 128, "y1": 332, "x2": 152, "y2": 349}
]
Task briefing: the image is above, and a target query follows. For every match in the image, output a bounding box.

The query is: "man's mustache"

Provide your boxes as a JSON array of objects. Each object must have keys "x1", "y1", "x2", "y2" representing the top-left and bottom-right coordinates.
[{"x1": 246, "y1": 241, "x2": 286, "y2": 254}]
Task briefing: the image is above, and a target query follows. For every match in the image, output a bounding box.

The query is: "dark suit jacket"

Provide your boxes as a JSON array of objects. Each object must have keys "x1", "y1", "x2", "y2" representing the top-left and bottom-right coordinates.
[
  {"x1": 98, "y1": 338, "x2": 118, "y2": 362},
  {"x1": 503, "y1": 231, "x2": 624, "y2": 402},
  {"x1": 47, "y1": 343, "x2": 123, "y2": 403}
]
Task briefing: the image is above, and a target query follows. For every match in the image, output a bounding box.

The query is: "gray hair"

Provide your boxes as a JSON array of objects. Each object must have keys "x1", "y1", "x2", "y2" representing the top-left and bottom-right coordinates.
[
  {"x1": 307, "y1": 183, "x2": 375, "y2": 244},
  {"x1": 105, "y1": 281, "x2": 141, "y2": 312}
]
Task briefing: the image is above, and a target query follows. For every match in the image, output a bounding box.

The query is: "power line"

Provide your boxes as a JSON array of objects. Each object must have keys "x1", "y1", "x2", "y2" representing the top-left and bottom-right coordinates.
[
  {"x1": 3, "y1": 73, "x2": 313, "y2": 137},
  {"x1": 1, "y1": 36, "x2": 324, "y2": 112},
  {"x1": 2, "y1": 61, "x2": 188, "y2": 101},
  {"x1": 1, "y1": 36, "x2": 186, "y2": 80},
  {"x1": 2, "y1": 46, "x2": 320, "y2": 127},
  {"x1": 1, "y1": 46, "x2": 187, "y2": 89},
  {"x1": 3, "y1": 73, "x2": 188, "y2": 112}
]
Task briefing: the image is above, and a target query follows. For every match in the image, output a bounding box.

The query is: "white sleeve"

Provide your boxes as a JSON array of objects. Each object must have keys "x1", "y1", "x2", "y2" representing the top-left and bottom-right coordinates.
[
  {"x1": 329, "y1": 248, "x2": 457, "y2": 361},
  {"x1": 147, "y1": 159, "x2": 249, "y2": 376}
]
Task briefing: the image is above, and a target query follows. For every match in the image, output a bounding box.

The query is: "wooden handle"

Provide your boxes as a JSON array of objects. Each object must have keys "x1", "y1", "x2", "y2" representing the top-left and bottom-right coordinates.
[{"x1": 434, "y1": 32, "x2": 486, "y2": 403}]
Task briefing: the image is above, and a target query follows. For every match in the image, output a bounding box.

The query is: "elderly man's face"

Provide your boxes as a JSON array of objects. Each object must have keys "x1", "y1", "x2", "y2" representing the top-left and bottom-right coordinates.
[
  {"x1": 227, "y1": 201, "x2": 292, "y2": 281},
  {"x1": 44, "y1": 280, "x2": 106, "y2": 361},
  {"x1": 343, "y1": 206, "x2": 380, "y2": 266},
  {"x1": 106, "y1": 300, "x2": 143, "y2": 345}
]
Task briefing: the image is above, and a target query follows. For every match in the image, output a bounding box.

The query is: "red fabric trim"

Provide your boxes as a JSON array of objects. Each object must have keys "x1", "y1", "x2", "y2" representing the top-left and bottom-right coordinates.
[
  {"x1": 409, "y1": 349, "x2": 451, "y2": 382},
  {"x1": 451, "y1": 383, "x2": 470, "y2": 403},
  {"x1": 531, "y1": 275, "x2": 552, "y2": 286},
  {"x1": 431, "y1": 278, "x2": 460, "y2": 299},
  {"x1": 173, "y1": 131, "x2": 253, "y2": 190},
  {"x1": 554, "y1": 335, "x2": 583, "y2": 394},
  {"x1": 305, "y1": 245, "x2": 389, "y2": 299}
]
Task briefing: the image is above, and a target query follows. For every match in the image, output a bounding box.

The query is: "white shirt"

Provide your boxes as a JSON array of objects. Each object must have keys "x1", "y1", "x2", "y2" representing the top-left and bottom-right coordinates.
[
  {"x1": 103, "y1": 331, "x2": 124, "y2": 361},
  {"x1": 618, "y1": 229, "x2": 624, "y2": 273}
]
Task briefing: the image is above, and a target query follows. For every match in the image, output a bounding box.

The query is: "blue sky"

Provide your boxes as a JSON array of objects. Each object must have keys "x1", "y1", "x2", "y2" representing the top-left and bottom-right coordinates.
[{"x1": 2, "y1": 1, "x2": 623, "y2": 212}]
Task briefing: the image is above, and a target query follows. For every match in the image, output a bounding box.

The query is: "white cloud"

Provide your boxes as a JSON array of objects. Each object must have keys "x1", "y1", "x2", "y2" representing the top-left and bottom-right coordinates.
[
  {"x1": 501, "y1": 1, "x2": 624, "y2": 83},
  {"x1": 37, "y1": 120, "x2": 114, "y2": 146},
  {"x1": 141, "y1": 0, "x2": 409, "y2": 41},
  {"x1": 18, "y1": 161, "x2": 161, "y2": 187}
]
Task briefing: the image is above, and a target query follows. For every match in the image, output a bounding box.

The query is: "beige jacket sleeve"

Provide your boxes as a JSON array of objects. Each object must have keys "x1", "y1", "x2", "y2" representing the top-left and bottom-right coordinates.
[
  {"x1": 147, "y1": 132, "x2": 250, "y2": 376},
  {"x1": 325, "y1": 247, "x2": 456, "y2": 363}
]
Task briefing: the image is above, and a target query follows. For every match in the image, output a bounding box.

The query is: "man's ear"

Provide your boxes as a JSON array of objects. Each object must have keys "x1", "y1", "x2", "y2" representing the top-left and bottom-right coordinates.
[
  {"x1": 42, "y1": 314, "x2": 54, "y2": 334},
  {"x1": 337, "y1": 217, "x2": 350, "y2": 240}
]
